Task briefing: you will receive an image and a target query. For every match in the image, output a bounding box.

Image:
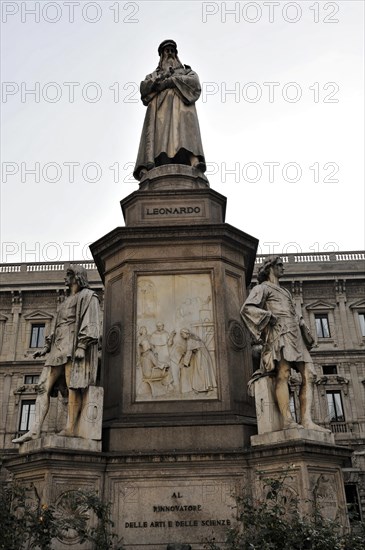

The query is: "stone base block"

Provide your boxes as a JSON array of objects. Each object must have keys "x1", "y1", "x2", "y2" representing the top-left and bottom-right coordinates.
[
  {"x1": 91, "y1": 218, "x2": 258, "y2": 455},
  {"x1": 251, "y1": 427, "x2": 335, "y2": 446},
  {"x1": 120, "y1": 162, "x2": 229, "y2": 228},
  {"x1": 5, "y1": 443, "x2": 352, "y2": 548},
  {"x1": 76, "y1": 385, "x2": 103, "y2": 440},
  {"x1": 5, "y1": 450, "x2": 250, "y2": 549},
  {"x1": 251, "y1": 374, "x2": 282, "y2": 434},
  {"x1": 121, "y1": 187, "x2": 226, "y2": 227},
  {"x1": 4, "y1": 449, "x2": 105, "y2": 550},
  {"x1": 103, "y1": 451, "x2": 249, "y2": 549},
  {"x1": 248, "y1": 439, "x2": 351, "y2": 528},
  {"x1": 138, "y1": 164, "x2": 209, "y2": 190},
  {"x1": 104, "y1": 420, "x2": 256, "y2": 453},
  {"x1": 18, "y1": 434, "x2": 101, "y2": 454}
]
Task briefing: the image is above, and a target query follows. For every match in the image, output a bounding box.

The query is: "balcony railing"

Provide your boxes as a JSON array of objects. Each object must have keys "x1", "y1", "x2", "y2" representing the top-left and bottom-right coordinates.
[
  {"x1": 1, "y1": 253, "x2": 363, "y2": 271},
  {"x1": 0, "y1": 261, "x2": 97, "y2": 273},
  {"x1": 254, "y1": 251, "x2": 365, "y2": 264},
  {"x1": 319, "y1": 421, "x2": 365, "y2": 434}
]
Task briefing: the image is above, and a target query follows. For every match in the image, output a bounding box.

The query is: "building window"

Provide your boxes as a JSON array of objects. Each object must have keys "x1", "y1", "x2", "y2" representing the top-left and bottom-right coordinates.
[
  {"x1": 289, "y1": 393, "x2": 297, "y2": 422},
  {"x1": 30, "y1": 323, "x2": 45, "y2": 348},
  {"x1": 359, "y1": 312, "x2": 365, "y2": 337},
  {"x1": 315, "y1": 314, "x2": 331, "y2": 338},
  {"x1": 345, "y1": 484, "x2": 362, "y2": 522},
  {"x1": 19, "y1": 400, "x2": 36, "y2": 432},
  {"x1": 24, "y1": 375, "x2": 39, "y2": 385},
  {"x1": 322, "y1": 365, "x2": 337, "y2": 375},
  {"x1": 326, "y1": 391, "x2": 345, "y2": 422}
]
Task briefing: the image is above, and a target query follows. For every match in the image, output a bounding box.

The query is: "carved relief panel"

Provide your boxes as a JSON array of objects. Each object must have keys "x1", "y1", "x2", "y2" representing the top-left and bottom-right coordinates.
[{"x1": 136, "y1": 273, "x2": 218, "y2": 401}]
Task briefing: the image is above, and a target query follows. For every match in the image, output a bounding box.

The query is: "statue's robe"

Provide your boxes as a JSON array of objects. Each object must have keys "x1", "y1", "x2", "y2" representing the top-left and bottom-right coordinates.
[
  {"x1": 133, "y1": 65, "x2": 206, "y2": 180},
  {"x1": 183, "y1": 336, "x2": 217, "y2": 393},
  {"x1": 150, "y1": 329, "x2": 170, "y2": 364},
  {"x1": 45, "y1": 288, "x2": 100, "y2": 388},
  {"x1": 240, "y1": 281, "x2": 311, "y2": 372}
]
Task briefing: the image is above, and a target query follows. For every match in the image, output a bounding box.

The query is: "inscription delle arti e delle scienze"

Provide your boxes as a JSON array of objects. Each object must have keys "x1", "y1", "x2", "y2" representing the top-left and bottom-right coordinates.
[{"x1": 125, "y1": 519, "x2": 232, "y2": 529}]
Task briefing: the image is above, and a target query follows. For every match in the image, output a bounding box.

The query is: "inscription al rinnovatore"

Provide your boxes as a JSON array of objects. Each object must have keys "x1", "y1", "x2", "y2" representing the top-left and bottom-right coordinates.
[
  {"x1": 153, "y1": 504, "x2": 202, "y2": 512},
  {"x1": 145, "y1": 206, "x2": 201, "y2": 215}
]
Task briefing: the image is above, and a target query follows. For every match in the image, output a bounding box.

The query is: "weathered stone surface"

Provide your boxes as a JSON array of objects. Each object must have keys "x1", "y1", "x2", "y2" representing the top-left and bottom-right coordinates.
[
  {"x1": 76, "y1": 385, "x2": 104, "y2": 440},
  {"x1": 250, "y1": 374, "x2": 282, "y2": 434},
  {"x1": 136, "y1": 274, "x2": 217, "y2": 402},
  {"x1": 138, "y1": 164, "x2": 209, "y2": 190},
  {"x1": 18, "y1": 434, "x2": 101, "y2": 454},
  {"x1": 251, "y1": 427, "x2": 335, "y2": 446},
  {"x1": 133, "y1": 40, "x2": 206, "y2": 181},
  {"x1": 249, "y1": 440, "x2": 351, "y2": 528},
  {"x1": 5, "y1": 443, "x2": 351, "y2": 548},
  {"x1": 91, "y1": 221, "x2": 258, "y2": 453},
  {"x1": 115, "y1": 476, "x2": 238, "y2": 546},
  {"x1": 11, "y1": 265, "x2": 102, "y2": 449},
  {"x1": 121, "y1": 186, "x2": 226, "y2": 228},
  {"x1": 1, "y1": 252, "x2": 364, "y2": 532},
  {"x1": 4, "y1": 449, "x2": 249, "y2": 549},
  {"x1": 241, "y1": 257, "x2": 332, "y2": 437}
]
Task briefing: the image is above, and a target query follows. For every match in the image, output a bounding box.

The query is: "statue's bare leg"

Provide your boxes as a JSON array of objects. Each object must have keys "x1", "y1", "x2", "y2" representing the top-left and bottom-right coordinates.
[
  {"x1": 276, "y1": 358, "x2": 302, "y2": 429},
  {"x1": 12, "y1": 366, "x2": 63, "y2": 443},
  {"x1": 297, "y1": 363, "x2": 331, "y2": 433},
  {"x1": 58, "y1": 361, "x2": 82, "y2": 436}
]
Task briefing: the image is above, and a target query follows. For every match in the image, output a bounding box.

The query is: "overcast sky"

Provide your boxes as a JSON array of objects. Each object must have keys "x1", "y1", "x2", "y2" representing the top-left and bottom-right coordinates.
[{"x1": 1, "y1": 0, "x2": 364, "y2": 263}]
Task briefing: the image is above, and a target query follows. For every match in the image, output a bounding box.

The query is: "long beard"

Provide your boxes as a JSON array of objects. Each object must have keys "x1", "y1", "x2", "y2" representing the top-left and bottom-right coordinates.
[{"x1": 159, "y1": 55, "x2": 183, "y2": 72}]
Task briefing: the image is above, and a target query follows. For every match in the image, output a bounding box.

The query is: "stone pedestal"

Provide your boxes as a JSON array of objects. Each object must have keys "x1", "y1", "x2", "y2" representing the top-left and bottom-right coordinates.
[
  {"x1": 104, "y1": 450, "x2": 249, "y2": 549},
  {"x1": 4, "y1": 449, "x2": 105, "y2": 550},
  {"x1": 5, "y1": 441, "x2": 351, "y2": 548},
  {"x1": 91, "y1": 166, "x2": 258, "y2": 454},
  {"x1": 251, "y1": 427, "x2": 335, "y2": 446},
  {"x1": 122, "y1": 165, "x2": 224, "y2": 227},
  {"x1": 76, "y1": 385, "x2": 104, "y2": 440},
  {"x1": 250, "y1": 376, "x2": 337, "y2": 445},
  {"x1": 18, "y1": 434, "x2": 101, "y2": 454},
  {"x1": 250, "y1": 374, "x2": 282, "y2": 433},
  {"x1": 248, "y1": 438, "x2": 352, "y2": 528},
  {"x1": 248, "y1": 373, "x2": 347, "y2": 526},
  {"x1": 4, "y1": 165, "x2": 352, "y2": 548},
  {"x1": 4, "y1": 449, "x2": 250, "y2": 549}
]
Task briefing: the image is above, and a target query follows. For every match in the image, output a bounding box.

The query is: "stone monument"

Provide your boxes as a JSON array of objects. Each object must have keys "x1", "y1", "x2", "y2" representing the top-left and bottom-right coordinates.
[
  {"x1": 240, "y1": 261, "x2": 349, "y2": 528},
  {"x1": 240, "y1": 256, "x2": 334, "y2": 444},
  {"x1": 4, "y1": 41, "x2": 351, "y2": 548},
  {"x1": 133, "y1": 38, "x2": 206, "y2": 180},
  {"x1": 89, "y1": 39, "x2": 258, "y2": 546},
  {"x1": 12, "y1": 264, "x2": 103, "y2": 453}
]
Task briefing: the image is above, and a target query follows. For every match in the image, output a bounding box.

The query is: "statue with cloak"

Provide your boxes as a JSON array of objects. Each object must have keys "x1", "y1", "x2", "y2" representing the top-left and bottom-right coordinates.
[{"x1": 133, "y1": 39, "x2": 206, "y2": 181}]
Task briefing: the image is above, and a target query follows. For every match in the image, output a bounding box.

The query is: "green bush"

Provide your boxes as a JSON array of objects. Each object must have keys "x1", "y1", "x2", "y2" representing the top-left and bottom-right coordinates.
[
  {"x1": 0, "y1": 482, "x2": 124, "y2": 550},
  {"x1": 204, "y1": 472, "x2": 365, "y2": 550}
]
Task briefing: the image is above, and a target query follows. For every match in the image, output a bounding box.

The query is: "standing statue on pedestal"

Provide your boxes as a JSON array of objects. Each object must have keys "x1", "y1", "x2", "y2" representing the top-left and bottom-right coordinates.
[
  {"x1": 13, "y1": 265, "x2": 101, "y2": 444},
  {"x1": 240, "y1": 257, "x2": 329, "y2": 433},
  {"x1": 133, "y1": 39, "x2": 206, "y2": 181}
]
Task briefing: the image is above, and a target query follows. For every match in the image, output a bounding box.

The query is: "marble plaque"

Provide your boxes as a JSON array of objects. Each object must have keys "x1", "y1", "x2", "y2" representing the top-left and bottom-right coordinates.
[
  {"x1": 136, "y1": 273, "x2": 218, "y2": 401},
  {"x1": 114, "y1": 479, "x2": 238, "y2": 546}
]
